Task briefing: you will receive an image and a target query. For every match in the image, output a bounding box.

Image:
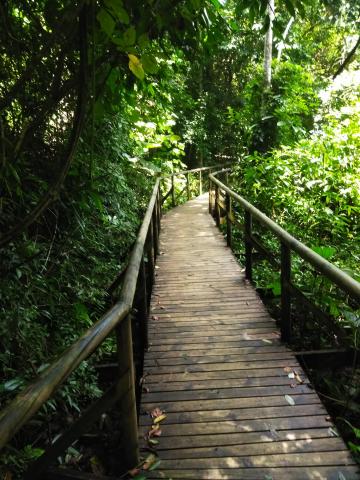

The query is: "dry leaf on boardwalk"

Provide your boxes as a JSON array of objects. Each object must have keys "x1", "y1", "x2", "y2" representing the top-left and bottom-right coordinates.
[
  {"x1": 128, "y1": 467, "x2": 141, "y2": 477},
  {"x1": 143, "y1": 453, "x2": 157, "y2": 470},
  {"x1": 294, "y1": 370, "x2": 303, "y2": 384},
  {"x1": 285, "y1": 394, "x2": 295, "y2": 406},
  {"x1": 150, "y1": 407, "x2": 163, "y2": 419},
  {"x1": 153, "y1": 414, "x2": 167, "y2": 424}
]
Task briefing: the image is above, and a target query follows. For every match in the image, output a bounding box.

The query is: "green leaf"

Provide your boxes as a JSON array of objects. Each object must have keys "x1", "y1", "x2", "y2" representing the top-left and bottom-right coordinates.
[
  {"x1": 104, "y1": 0, "x2": 130, "y2": 23},
  {"x1": 74, "y1": 303, "x2": 91, "y2": 325},
  {"x1": 138, "y1": 33, "x2": 150, "y2": 49},
  {"x1": 128, "y1": 54, "x2": 145, "y2": 80},
  {"x1": 123, "y1": 25, "x2": 136, "y2": 46},
  {"x1": 142, "y1": 54, "x2": 158, "y2": 74},
  {"x1": 2, "y1": 377, "x2": 25, "y2": 392},
  {"x1": 284, "y1": 0, "x2": 296, "y2": 17},
  {"x1": 312, "y1": 246, "x2": 336, "y2": 260},
  {"x1": 97, "y1": 9, "x2": 115, "y2": 37}
]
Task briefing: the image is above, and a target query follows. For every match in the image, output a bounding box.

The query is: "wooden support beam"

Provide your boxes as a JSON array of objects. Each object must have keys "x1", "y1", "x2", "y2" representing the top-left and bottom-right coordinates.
[
  {"x1": 244, "y1": 211, "x2": 253, "y2": 281},
  {"x1": 26, "y1": 385, "x2": 120, "y2": 479},
  {"x1": 280, "y1": 242, "x2": 292, "y2": 343},
  {"x1": 116, "y1": 316, "x2": 139, "y2": 468}
]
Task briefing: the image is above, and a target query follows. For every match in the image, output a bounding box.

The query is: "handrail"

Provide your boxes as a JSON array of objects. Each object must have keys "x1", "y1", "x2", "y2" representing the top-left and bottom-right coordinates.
[
  {"x1": 161, "y1": 163, "x2": 231, "y2": 208},
  {"x1": 0, "y1": 179, "x2": 161, "y2": 470},
  {"x1": 209, "y1": 170, "x2": 360, "y2": 342}
]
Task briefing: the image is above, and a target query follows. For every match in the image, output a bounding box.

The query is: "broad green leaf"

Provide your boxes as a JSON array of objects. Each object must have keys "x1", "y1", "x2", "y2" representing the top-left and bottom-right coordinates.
[
  {"x1": 312, "y1": 246, "x2": 336, "y2": 260},
  {"x1": 138, "y1": 33, "x2": 150, "y2": 49},
  {"x1": 128, "y1": 54, "x2": 145, "y2": 80},
  {"x1": 97, "y1": 9, "x2": 115, "y2": 37},
  {"x1": 142, "y1": 54, "x2": 158, "y2": 74},
  {"x1": 123, "y1": 26, "x2": 136, "y2": 46},
  {"x1": 2, "y1": 377, "x2": 25, "y2": 392},
  {"x1": 284, "y1": 0, "x2": 296, "y2": 17}
]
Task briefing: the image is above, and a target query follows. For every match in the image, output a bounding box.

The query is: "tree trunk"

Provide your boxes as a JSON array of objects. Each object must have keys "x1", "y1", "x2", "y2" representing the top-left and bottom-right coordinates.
[{"x1": 263, "y1": 0, "x2": 275, "y2": 89}]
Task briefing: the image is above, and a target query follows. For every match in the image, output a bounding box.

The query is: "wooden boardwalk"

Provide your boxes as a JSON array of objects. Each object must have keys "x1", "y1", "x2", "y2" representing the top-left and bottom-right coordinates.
[{"x1": 139, "y1": 195, "x2": 359, "y2": 479}]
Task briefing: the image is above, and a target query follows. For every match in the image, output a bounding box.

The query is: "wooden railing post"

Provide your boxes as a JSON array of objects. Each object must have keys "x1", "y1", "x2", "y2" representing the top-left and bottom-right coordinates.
[
  {"x1": 215, "y1": 184, "x2": 220, "y2": 227},
  {"x1": 244, "y1": 210, "x2": 252, "y2": 281},
  {"x1": 226, "y1": 192, "x2": 232, "y2": 249},
  {"x1": 146, "y1": 219, "x2": 155, "y2": 294},
  {"x1": 186, "y1": 172, "x2": 190, "y2": 200},
  {"x1": 116, "y1": 315, "x2": 139, "y2": 468},
  {"x1": 156, "y1": 189, "x2": 161, "y2": 233},
  {"x1": 281, "y1": 242, "x2": 292, "y2": 343},
  {"x1": 171, "y1": 175, "x2": 175, "y2": 207},
  {"x1": 153, "y1": 205, "x2": 160, "y2": 259},
  {"x1": 199, "y1": 170, "x2": 203, "y2": 195},
  {"x1": 208, "y1": 178, "x2": 212, "y2": 214},
  {"x1": 137, "y1": 256, "x2": 149, "y2": 350}
]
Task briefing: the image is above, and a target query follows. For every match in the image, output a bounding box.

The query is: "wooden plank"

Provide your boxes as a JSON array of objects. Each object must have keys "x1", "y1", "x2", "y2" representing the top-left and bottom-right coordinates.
[
  {"x1": 156, "y1": 451, "x2": 355, "y2": 469},
  {"x1": 143, "y1": 367, "x2": 306, "y2": 384},
  {"x1": 141, "y1": 393, "x2": 320, "y2": 412},
  {"x1": 156, "y1": 437, "x2": 348, "y2": 459},
  {"x1": 146, "y1": 466, "x2": 360, "y2": 479},
  {"x1": 144, "y1": 359, "x2": 305, "y2": 375},
  {"x1": 142, "y1": 384, "x2": 312, "y2": 403},
  {"x1": 139, "y1": 404, "x2": 326, "y2": 426}
]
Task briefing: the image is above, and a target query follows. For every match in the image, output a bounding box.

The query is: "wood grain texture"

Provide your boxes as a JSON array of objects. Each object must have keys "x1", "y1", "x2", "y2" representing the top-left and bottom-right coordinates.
[{"x1": 140, "y1": 195, "x2": 358, "y2": 479}]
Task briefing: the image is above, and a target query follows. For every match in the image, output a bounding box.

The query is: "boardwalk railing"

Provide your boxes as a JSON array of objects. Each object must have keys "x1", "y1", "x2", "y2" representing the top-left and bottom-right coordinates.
[
  {"x1": 161, "y1": 165, "x2": 229, "y2": 208},
  {"x1": 0, "y1": 165, "x2": 219, "y2": 477},
  {"x1": 209, "y1": 169, "x2": 360, "y2": 345}
]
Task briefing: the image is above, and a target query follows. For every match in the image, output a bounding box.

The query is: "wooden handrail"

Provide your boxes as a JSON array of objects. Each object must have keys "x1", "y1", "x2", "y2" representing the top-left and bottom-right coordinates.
[
  {"x1": 161, "y1": 163, "x2": 231, "y2": 208},
  {"x1": 209, "y1": 170, "x2": 360, "y2": 343},
  {"x1": 210, "y1": 171, "x2": 360, "y2": 301}
]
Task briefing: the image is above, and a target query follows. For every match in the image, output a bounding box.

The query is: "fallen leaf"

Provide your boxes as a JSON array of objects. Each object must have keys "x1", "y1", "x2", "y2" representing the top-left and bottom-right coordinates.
[
  {"x1": 290, "y1": 383, "x2": 297, "y2": 388},
  {"x1": 338, "y1": 472, "x2": 347, "y2": 480},
  {"x1": 151, "y1": 408, "x2": 164, "y2": 419},
  {"x1": 328, "y1": 427, "x2": 339, "y2": 437},
  {"x1": 149, "y1": 425, "x2": 162, "y2": 438},
  {"x1": 149, "y1": 459, "x2": 161, "y2": 471},
  {"x1": 153, "y1": 414, "x2": 167, "y2": 424},
  {"x1": 90, "y1": 456, "x2": 105, "y2": 475},
  {"x1": 294, "y1": 371, "x2": 303, "y2": 384},
  {"x1": 151, "y1": 315, "x2": 159, "y2": 321},
  {"x1": 285, "y1": 394, "x2": 295, "y2": 406},
  {"x1": 128, "y1": 467, "x2": 141, "y2": 477},
  {"x1": 262, "y1": 339, "x2": 272, "y2": 344},
  {"x1": 143, "y1": 453, "x2": 157, "y2": 470},
  {"x1": 326, "y1": 416, "x2": 331, "y2": 422},
  {"x1": 288, "y1": 372, "x2": 295, "y2": 379},
  {"x1": 283, "y1": 367, "x2": 292, "y2": 373},
  {"x1": 142, "y1": 386, "x2": 149, "y2": 393},
  {"x1": 148, "y1": 438, "x2": 159, "y2": 445}
]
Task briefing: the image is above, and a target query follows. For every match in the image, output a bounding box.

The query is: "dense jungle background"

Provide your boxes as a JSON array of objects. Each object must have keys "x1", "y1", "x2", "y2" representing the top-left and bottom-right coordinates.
[{"x1": 0, "y1": 0, "x2": 359, "y2": 477}]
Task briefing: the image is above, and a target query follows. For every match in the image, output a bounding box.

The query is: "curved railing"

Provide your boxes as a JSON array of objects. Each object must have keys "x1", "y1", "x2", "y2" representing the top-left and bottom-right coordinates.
[
  {"x1": 209, "y1": 169, "x2": 360, "y2": 344},
  {"x1": 0, "y1": 165, "x2": 220, "y2": 478}
]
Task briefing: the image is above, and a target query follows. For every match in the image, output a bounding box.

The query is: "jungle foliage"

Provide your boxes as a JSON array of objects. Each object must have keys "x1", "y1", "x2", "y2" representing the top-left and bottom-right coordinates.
[{"x1": 0, "y1": 0, "x2": 359, "y2": 475}]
